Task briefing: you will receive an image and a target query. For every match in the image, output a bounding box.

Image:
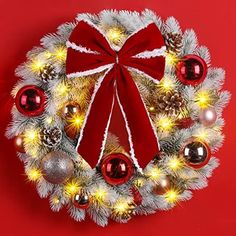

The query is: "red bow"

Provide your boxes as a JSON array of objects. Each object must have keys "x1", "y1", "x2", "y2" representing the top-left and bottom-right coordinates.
[{"x1": 66, "y1": 20, "x2": 166, "y2": 169}]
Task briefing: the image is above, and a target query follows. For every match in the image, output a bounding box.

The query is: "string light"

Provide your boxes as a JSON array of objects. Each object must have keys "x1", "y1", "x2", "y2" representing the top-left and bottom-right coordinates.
[
  {"x1": 165, "y1": 53, "x2": 179, "y2": 66},
  {"x1": 66, "y1": 114, "x2": 84, "y2": 131},
  {"x1": 113, "y1": 199, "x2": 131, "y2": 215},
  {"x1": 23, "y1": 128, "x2": 40, "y2": 146},
  {"x1": 45, "y1": 116, "x2": 54, "y2": 125},
  {"x1": 195, "y1": 91, "x2": 212, "y2": 108},
  {"x1": 53, "y1": 46, "x2": 67, "y2": 62},
  {"x1": 26, "y1": 168, "x2": 42, "y2": 182},
  {"x1": 106, "y1": 26, "x2": 125, "y2": 45},
  {"x1": 156, "y1": 116, "x2": 176, "y2": 132},
  {"x1": 149, "y1": 106, "x2": 155, "y2": 112},
  {"x1": 194, "y1": 128, "x2": 209, "y2": 141},
  {"x1": 158, "y1": 77, "x2": 175, "y2": 92},
  {"x1": 30, "y1": 58, "x2": 45, "y2": 72},
  {"x1": 70, "y1": 115, "x2": 84, "y2": 128},
  {"x1": 55, "y1": 82, "x2": 69, "y2": 96},
  {"x1": 64, "y1": 179, "x2": 80, "y2": 196},
  {"x1": 167, "y1": 156, "x2": 184, "y2": 171},
  {"x1": 52, "y1": 196, "x2": 60, "y2": 204},
  {"x1": 165, "y1": 189, "x2": 179, "y2": 204},
  {"x1": 147, "y1": 167, "x2": 162, "y2": 180},
  {"x1": 94, "y1": 188, "x2": 108, "y2": 202},
  {"x1": 133, "y1": 178, "x2": 145, "y2": 188}
]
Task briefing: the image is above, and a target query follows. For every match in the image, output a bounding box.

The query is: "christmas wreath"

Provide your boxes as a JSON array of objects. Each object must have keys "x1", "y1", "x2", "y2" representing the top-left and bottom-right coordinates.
[{"x1": 6, "y1": 10, "x2": 230, "y2": 226}]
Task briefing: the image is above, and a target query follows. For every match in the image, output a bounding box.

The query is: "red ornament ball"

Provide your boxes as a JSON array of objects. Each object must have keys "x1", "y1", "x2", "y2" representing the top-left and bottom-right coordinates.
[
  {"x1": 176, "y1": 117, "x2": 194, "y2": 129},
  {"x1": 101, "y1": 153, "x2": 133, "y2": 185},
  {"x1": 176, "y1": 55, "x2": 207, "y2": 86},
  {"x1": 181, "y1": 139, "x2": 211, "y2": 168},
  {"x1": 14, "y1": 135, "x2": 25, "y2": 153},
  {"x1": 15, "y1": 85, "x2": 46, "y2": 117},
  {"x1": 72, "y1": 192, "x2": 90, "y2": 209}
]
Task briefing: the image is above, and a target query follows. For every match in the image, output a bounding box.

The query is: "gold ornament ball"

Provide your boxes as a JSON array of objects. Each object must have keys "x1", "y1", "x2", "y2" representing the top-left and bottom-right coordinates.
[
  {"x1": 153, "y1": 176, "x2": 171, "y2": 195},
  {"x1": 62, "y1": 102, "x2": 81, "y2": 120}
]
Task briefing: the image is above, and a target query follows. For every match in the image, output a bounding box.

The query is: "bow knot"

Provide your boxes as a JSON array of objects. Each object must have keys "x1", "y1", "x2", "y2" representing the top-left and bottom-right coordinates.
[
  {"x1": 115, "y1": 54, "x2": 119, "y2": 64},
  {"x1": 66, "y1": 20, "x2": 166, "y2": 170}
]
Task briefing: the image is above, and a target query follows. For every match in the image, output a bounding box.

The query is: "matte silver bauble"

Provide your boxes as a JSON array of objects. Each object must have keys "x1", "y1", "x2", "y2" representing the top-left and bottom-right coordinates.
[{"x1": 41, "y1": 151, "x2": 74, "y2": 184}]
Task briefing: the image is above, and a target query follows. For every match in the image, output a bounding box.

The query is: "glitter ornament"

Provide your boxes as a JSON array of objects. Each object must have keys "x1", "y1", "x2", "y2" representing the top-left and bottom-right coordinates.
[{"x1": 41, "y1": 151, "x2": 74, "y2": 184}]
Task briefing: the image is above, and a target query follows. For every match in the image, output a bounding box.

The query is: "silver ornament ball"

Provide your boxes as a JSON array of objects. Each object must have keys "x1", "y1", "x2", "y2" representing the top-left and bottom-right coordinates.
[
  {"x1": 199, "y1": 107, "x2": 217, "y2": 126},
  {"x1": 41, "y1": 151, "x2": 74, "y2": 184}
]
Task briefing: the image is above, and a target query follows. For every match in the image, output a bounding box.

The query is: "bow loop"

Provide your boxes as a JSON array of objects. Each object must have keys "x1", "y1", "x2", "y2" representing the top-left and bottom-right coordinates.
[
  {"x1": 66, "y1": 20, "x2": 115, "y2": 77},
  {"x1": 119, "y1": 23, "x2": 165, "y2": 58}
]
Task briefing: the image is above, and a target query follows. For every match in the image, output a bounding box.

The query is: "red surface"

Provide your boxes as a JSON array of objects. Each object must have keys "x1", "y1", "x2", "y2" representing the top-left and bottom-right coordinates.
[{"x1": 0, "y1": 0, "x2": 235, "y2": 235}]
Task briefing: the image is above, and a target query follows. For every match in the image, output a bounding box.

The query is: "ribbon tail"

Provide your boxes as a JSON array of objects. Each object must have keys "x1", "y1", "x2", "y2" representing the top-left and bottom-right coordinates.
[
  {"x1": 76, "y1": 68, "x2": 115, "y2": 168},
  {"x1": 116, "y1": 67, "x2": 160, "y2": 169}
]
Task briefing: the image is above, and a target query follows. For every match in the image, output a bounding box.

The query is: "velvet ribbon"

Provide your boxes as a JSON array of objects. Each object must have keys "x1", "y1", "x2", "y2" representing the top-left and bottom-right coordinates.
[{"x1": 66, "y1": 20, "x2": 166, "y2": 169}]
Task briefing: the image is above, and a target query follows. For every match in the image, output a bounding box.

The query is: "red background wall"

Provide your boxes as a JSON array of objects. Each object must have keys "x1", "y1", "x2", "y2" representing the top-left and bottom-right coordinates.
[{"x1": 0, "y1": 0, "x2": 235, "y2": 235}]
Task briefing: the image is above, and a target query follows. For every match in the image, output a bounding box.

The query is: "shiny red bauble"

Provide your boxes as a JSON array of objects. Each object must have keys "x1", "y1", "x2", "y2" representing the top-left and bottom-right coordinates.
[
  {"x1": 14, "y1": 135, "x2": 25, "y2": 153},
  {"x1": 101, "y1": 153, "x2": 133, "y2": 185},
  {"x1": 176, "y1": 55, "x2": 207, "y2": 86},
  {"x1": 72, "y1": 192, "x2": 90, "y2": 209},
  {"x1": 181, "y1": 138, "x2": 211, "y2": 169},
  {"x1": 15, "y1": 85, "x2": 46, "y2": 117}
]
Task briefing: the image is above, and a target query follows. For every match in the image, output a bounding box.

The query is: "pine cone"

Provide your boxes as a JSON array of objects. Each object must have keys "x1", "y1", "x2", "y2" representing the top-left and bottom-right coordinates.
[
  {"x1": 157, "y1": 90, "x2": 185, "y2": 116},
  {"x1": 164, "y1": 33, "x2": 183, "y2": 54},
  {"x1": 39, "y1": 64, "x2": 58, "y2": 82},
  {"x1": 41, "y1": 127, "x2": 62, "y2": 147}
]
